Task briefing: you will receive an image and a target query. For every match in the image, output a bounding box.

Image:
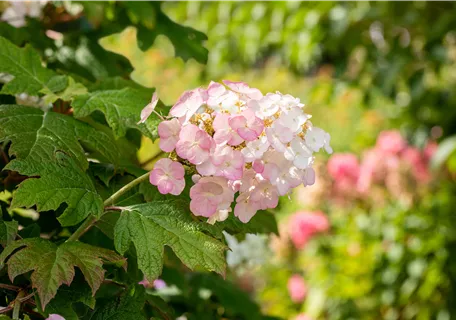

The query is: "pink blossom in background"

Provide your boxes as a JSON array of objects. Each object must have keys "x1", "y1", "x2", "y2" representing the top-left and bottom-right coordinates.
[
  {"x1": 289, "y1": 211, "x2": 329, "y2": 249},
  {"x1": 327, "y1": 153, "x2": 360, "y2": 194},
  {"x1": 402, "y1": 147, "x2": 430, "y2": 182},
  {"x1": 294, "y1": 314, "x2": 313, "y2": 320},
  {"x1": 46, "y1": 315, "x2": 65, "y2": 320},
  {"x1": 153, "y1": 279, "x2": 167, "y2": 289},
  {"x1": 356, "y1": 149, "x2": 382, "y2": 194},
  {"x1": 138, "y1": 278, "x2": 166, "y2": 289},
  {"x1": 424, "y1": 141, "x2": 438, "y2": 161},
  {"x1": 287, "y1": 274, "x2": 307, "y2": 303},
  {"x1": 149, "y1": 158, "x2": 185, "y2": 195},
  {"x1": 376, "y1": 130, "x2": 406, "y2": 155}
]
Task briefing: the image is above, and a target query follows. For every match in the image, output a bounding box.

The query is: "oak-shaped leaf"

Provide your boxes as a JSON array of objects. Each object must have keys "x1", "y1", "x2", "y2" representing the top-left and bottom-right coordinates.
[
  {"x1": 0, "y1": 238, "x2": 125, "y2": 309},
  {"x1": 114, "y1": 200, "x2": 227, "y2": 281},
  {"x1": 0, "y1": 36, "x2": 55, "y2": 96},
  {"x1": 38, "y1": 279, "x2": 95, "y2": 320},
  {"x1": 90, "y1": 285, "x2": 146, "y2": 320},
  {"x1": 123, "y1": 2, "x2": 208, "y2": 63},
  {"x1": 72, "y1": 86, "x2": 163, "y2": 140},
  {"x1": 0, "y1": 105, "x2": 120, "y2": 226}
]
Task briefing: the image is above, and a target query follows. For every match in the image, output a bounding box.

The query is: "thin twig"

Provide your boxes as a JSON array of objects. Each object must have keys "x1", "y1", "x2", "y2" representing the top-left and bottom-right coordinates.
[
  {"x1": 103, "y1": 279, "x2": 127, "y2": 288},
  {"x1": 0, "y1": 283, "x2": 21, "y2": 291},
  {"x1": 67, "y1": 169, "x2": 153, "y2": 242},
  {"x1": 0, "y1": 306, "x2": 13, "y2": 314},
  {"x1": 18, "y1": 292, "x2": 35, "y2": 303},
  {"x1": 105, "y1": 206, "x2": 126, "y2": 211},
  {"x1": 103, "y1": 171, "x2": 151, "y2": 207}
]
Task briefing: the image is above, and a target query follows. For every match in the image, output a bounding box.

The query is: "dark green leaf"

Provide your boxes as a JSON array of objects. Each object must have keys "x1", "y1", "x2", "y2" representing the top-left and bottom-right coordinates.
[
  {"x1": 38, "y1": 280, "x2": 96, "y2": 320},
  {"x1": 0, "y1": 217, "x2": 17, "y2": 246},
  {"x1": 17, "y1": 223, "x2": 40, "y2": 239},
  {"x1": 90, "y1": 285, "x2": 146, "y2": 320},
  {"x1": 0, "y1": 36, "x2": 55, "y2": 95},
  {"x1": 146, "y1": 294, "x2": 175, "y2": 320},
  {"x1": 127, "y1": 3, "x2": 208, "y2": 63},
  {"x1": 114, "y1": 200, "x2": 227, "y2": 281},
  {"x1": 191, "y1": 273, "x2": 262, "y2": 320},
  {"x1": 72, "y1": 87, "x2": 163, "y2": 140},
  {"x1": 0, "y1": 105, "x2": 119, "y2": 226},
  {"x1": 0, "y1": 238, "x2": 125, "y2": 309}
]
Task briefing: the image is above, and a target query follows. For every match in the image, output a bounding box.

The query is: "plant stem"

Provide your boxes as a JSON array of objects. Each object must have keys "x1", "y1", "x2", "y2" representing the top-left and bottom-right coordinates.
[
  {"x1": 67, "y1": 170, "x2": 152, "y2": 242},
  {"x1": 66, "y1": 215, "x2": 97, "y2": 242},
  {"x1": 103, "y1": 171, "x2": 150, "y2": 207},
  {"x1": 12, "y1": 290, "x2": 25, "y2": 320}
]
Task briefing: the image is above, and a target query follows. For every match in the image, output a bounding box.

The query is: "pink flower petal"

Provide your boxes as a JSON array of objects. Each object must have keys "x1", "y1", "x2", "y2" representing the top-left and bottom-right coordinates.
[{"x1": 138, "y1": 92, "x2": 158, "y2": 124}]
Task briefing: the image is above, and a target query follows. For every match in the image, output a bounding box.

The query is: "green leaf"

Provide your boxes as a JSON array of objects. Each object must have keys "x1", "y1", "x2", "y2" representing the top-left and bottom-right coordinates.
[
  {"x1": 0, "y1": 36, "x2": 55, "y2": 96},
  {"x1": 0, "y1": 238, "x2": 125, "y2": 309},
  {"x1": 39, "y1": 280, "x2": 96, "y2": 320},
  {"x1": 125, "y1": 2, "x2": 208, "y2": 63},
  {"x1": 146, "y1": 294, "x2": 175, "y2": 320},
  {"x1": 0, "y1": 218, "x2": 18, "y2": 246},
  {"x1": 214, "y1": 211, "x2": 279, "y2": 236},
  {"x1": 0, "y1": 105, "x2": 120, "y2": 226},
  {"x1": 10, "y1": 155, "x2": 104, "y2": 226},
  {"x1": 90, "y1": 162, "x2": 117, "y2": 186},
  {"x1": 72, "y1": 87, "x2": 162, "y2": 140},
  {"x1": 40, "y1": 76, "x2": 88, "y2": 104},
  {"x1": 90, "y1": 285, "x2": 146, "y2": 320},
  {"x1": 191, "y1": 273, "x2": 262, "y2": 320},
  {"x1": 18, "y1": 223, "x2": 40, "y2": 239},
  {"x1": 431, "y1": 135, "x2": 456, "y2": 169},
  {"x1": 114, "y1": 200, "x2": 227, "y2": 281}
]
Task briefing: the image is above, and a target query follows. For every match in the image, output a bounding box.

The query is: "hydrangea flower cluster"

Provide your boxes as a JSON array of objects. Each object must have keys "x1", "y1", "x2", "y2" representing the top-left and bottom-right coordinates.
[{"x1": 147, "y1": 81, "x2": 332, "y2": 224}]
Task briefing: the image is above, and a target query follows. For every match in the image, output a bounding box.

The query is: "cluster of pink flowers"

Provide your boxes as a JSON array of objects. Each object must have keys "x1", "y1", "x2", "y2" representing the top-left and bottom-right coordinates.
[
  {"x1": 288, "y1": 211, "x2": 330, "y2": 249},
  {"x1": 146, "y1": 81, "x2": 332, "y2": 224},
  {"x1": 327, "y1": 130, "x2": 436, "y2": 201}
]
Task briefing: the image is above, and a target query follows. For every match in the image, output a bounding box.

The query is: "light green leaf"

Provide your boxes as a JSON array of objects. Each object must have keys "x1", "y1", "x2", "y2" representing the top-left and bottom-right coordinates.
[
  {"x1": 72, "y1": 87, "x2": 162, "y2": 140},
  {"x1": 0, "y1": 36, "x2": 55, "y2": 96},
  {"x1": 0, "y1": 105, "x2": 120, "y2": 226},
  {"x1": 40, "y1": 76, "x2": 88, "y2": 104},
  {"x1": 114, "y1": 200, "x2": 227, "y2": 281},
  {"x1": 0, "y1": 238, "x2": 125, "y2": 309},
  {"x1": 11, "y1": 157, "x2": 104, "y2": 226},
  {"x1": 431, "y1": 135, "x2": 456, "y2": 169}
]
